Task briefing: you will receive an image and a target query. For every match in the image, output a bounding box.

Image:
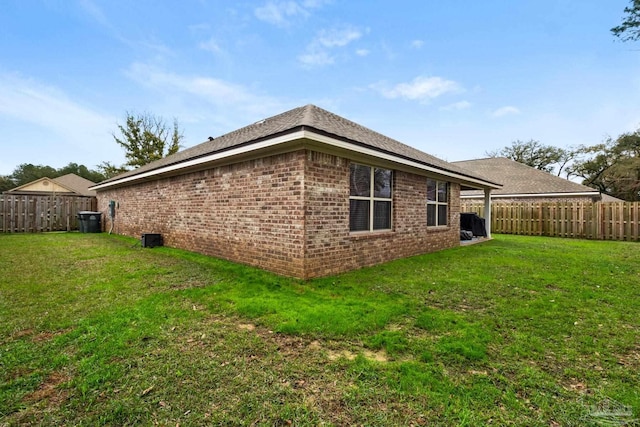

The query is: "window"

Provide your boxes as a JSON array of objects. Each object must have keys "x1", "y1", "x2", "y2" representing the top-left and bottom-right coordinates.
[
  {"x1": 427, "y1": 179, "x2": 448, "y2": 226},
  {"x1": 349, "y1": 164, "x2": 392, "y2": 232}
]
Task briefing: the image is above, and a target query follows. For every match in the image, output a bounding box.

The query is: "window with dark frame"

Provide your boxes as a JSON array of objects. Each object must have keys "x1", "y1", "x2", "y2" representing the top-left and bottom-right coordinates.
[
  {"x1": 427, "y1": 178, "x2": 448, "y2": 227},
  {"x1": 349, "y1": 164, "x2": 393, "y2": 232}
]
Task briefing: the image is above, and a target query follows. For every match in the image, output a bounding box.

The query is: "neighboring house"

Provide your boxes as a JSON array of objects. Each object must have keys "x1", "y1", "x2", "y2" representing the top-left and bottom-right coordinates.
[
  {"x1": 452, "y1": 157, "x2": 620, "y2": 202},
  {"x1": 3, "y1": 173, "x2": 97, "y2": 232},
  {"x1": 91, "y1": 105, "x2": 500, "y2": 279},
  {"x1": 5, "y1": 173, "x2": 97, "y2": 197}
]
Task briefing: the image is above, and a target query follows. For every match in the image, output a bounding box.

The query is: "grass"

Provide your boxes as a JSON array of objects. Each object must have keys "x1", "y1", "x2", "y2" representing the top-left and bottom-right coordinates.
[{"x1": 0, "y1": 233, "x2": 639, "y2": 426}]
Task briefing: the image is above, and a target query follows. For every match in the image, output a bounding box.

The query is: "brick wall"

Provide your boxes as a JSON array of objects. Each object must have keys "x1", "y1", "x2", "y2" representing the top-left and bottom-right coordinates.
[
  {"x1": 97, "y1": 151, "x2": 307, "y2": 277},
  {"x1": 97, "y1": 149, "x2": 462, "y2": 279},
  {"x1": 302, "y1": 154, "x2": 461, "y2": 278}
]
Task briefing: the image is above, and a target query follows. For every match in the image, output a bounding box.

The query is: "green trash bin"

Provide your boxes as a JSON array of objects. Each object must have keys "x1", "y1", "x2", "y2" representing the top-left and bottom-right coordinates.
[{"x1": 78, "y1": 211, "x2": 102, "y2": 233}]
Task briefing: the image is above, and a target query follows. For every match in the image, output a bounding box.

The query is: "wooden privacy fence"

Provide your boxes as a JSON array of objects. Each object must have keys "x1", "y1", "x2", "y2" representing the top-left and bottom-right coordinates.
[
  {"x1": 460, "y1": 201, "x2": 640, "y2": 242},
  {"x1": 1, "y1": 195, "x2": 97, "y2": 233}
]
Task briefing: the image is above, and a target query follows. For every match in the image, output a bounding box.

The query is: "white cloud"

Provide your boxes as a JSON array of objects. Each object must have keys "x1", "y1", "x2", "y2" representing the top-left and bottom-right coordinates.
[
  {"x1": 0, "y1": 73, "x2": 115, "y2": 145},
  {"x1": 298, "y1": 25, "x2": 364, "y2": 68},
  {"x1": 125, "y1": 62, "x2": 283, "y2": 117},
  {"x1": 123, "y1": 63, "x2": 299, "y2": 146},
  {"x1": 301, "y1": 0, "x2": 331, "y2": 7},
  {"x1": 491, "y1": 106, "x2": 521, "y2": 118},
  {"x1": 316, "y1": 27, "x2": 363, "y2": 47},
  {"x1": 411, "y1": 39, "x2": 425, "y2": 49},
  {"x1": 371, "y1": 76, "x2": 463, "y2": 102},
  {"x1": 356, "y1": 49, "x2": 370, "y2": 57},
  {"x1": 79, "y1": 0, "x2": 172, "y2": 56},
  {"x1": 79, "y1": 0, "x2": 132, "y2": 47},
  {"x1": 298, "y1": 51, "x2": 334, "y2": 67},
  {"x1": 255, "y1": 1, "x2": 306, "y2": 27},
  {"x1": 78, "y1": 0, "x2": 111, "y2": 29},
  {"x1": 254, "y1": 0, "x2": 328, "y2": 27},
  {"x1": 199, "y1": 37, "x2": 224, "y2": 54},
  {"x1": 0, "y1": 72, "x2": 121, "y2": 171},
  {"x1": 440, "y1": 100, "x2": 472, "y2": 111}
]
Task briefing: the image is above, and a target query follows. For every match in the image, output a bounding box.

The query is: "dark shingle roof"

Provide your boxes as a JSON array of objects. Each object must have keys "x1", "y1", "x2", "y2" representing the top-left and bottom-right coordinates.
[
  {"x1": 452, "y1": 157, "x2": 599, "y2": 196},
  {"x1": 54, "y1": 174, "x2": 97, "y2": 196},
  {"x1": 99, "y1": 105, "x2": 498, "y2": 187}
]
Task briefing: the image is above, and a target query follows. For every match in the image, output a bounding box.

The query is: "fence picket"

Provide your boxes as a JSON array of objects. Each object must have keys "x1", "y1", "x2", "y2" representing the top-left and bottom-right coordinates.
[
  {"x1": 0, "y1": 195, "x2": 95, "y2": 233},
  {"x1": 461, "y1": 200, "x2": 640, "y2": 242}
]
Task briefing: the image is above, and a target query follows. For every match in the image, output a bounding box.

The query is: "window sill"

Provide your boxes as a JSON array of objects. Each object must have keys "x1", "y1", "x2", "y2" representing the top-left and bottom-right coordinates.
[
  {"x1": 349, "y1": 229, "x2": 393, "y2": 239},
  {"x1": 427, "y1": 225, "x2": 450, "y2": 231}
]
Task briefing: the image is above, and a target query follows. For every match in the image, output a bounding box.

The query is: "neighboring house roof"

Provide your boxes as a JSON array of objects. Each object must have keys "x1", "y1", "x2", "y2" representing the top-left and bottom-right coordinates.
[
  {"x1": 92, "y1": 104, "x2": 501, "y2": 191},
  {"x1": 600, "y1": 193, "x2": 625, "y2": 202},
  {"x1": 452, "y1": 157, "x2": 601, "y2": 199},
  {"x1": 54, "y1": 174, "x2": 97, "y2": 196},
  {"x1": 6, "y1": 173, "x2": 97, "y2": 196}
]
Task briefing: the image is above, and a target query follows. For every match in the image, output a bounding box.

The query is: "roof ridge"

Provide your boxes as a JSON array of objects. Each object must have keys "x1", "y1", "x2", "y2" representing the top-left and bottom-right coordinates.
[
  {"x1": 95, "y1": 104, "x2": 500, "y2": 188},
  {"x1": 301, "y1": 104, "x2": 316, "y2": 125},
  {"x1": 453, "y1": 157, "x2": 511, "y2": 164}
]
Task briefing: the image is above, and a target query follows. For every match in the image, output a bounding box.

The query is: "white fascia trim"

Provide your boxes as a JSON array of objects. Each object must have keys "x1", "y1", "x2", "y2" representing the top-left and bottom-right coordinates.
[
  {"x1": 92, "y1": 129, "x2": 500, "y2": 190},
  {"x1": 461, "y1": 191, "x2": 600, "y2": 199},
  {"x1": 90, "y1": 131, "x2": 307, "y2": 190},
  {"x1": 305, "y1": 131, "x2": 501, "y2": 189}
]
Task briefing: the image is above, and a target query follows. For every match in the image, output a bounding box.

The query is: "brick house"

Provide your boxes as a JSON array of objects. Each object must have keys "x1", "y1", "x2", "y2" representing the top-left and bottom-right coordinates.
[
  {"x1": 452, "y1": 157, "x2": 621, "y2": 203},
  {"x1": 92, "y1": 105, "x2": 500, "y2": 279}
]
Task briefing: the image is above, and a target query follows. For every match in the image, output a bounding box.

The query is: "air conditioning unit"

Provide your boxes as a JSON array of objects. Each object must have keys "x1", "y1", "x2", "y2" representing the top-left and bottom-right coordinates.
[{"x1": 141, "y1": 233, "x2": 163, "y2": 248}]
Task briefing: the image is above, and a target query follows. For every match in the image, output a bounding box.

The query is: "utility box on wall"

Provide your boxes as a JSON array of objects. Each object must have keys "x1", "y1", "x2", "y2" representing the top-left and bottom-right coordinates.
[{"x1": 141, "y1": 233, "x2": 163, "y2": 248}]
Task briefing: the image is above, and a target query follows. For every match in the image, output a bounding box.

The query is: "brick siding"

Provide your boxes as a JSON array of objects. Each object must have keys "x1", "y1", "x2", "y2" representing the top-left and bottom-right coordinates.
[
  {"x1": 97, "y1": 149, "x2": 461, "y2": 279},
  {"x1": 98, "y1": 151, "x2": 306, "y2": 277}
]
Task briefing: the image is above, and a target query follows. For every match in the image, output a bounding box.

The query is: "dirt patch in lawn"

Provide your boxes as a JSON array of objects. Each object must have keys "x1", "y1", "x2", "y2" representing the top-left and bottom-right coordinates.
[
  {"x1": 13, "y1": 328, "x2": 35, "y2": 339},
  {"x1": 617, "y1": 347, "x2": 640, "y2": 368},
  {"x1": 32, "y1": 328, "x2": 73, "y2": 343},
  {"x1": 5, "y1": 371, "x2": 72, "y2": 425},
  {"x1": 327, "y1": 348, "x2": 388, "y2": 362},
  {"x1": 22, "y1": 371, "x2": 70, "y2": 405},
  {"x1": 238, "y1": 320, "x2": 389, "y2": 363}
]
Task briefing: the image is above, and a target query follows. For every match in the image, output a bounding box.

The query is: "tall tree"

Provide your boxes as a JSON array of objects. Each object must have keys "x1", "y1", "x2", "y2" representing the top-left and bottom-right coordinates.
[
  {"x1": 56, "y1": 162, "x2": 106, "y2": 183},
  {"x1": 10, "y1": 164, "x2": 58, "y2": 187},
  {"x1": 612, "y1": 0, "x2": 640, "y2": 42},
  {"x1": 2, "y1": 163, "x2": 107, "y2": 190},
  {"x1": 96, "y1": 161, "x2": 129, "y2": 180},
  {"x1": 486, "y1": 139, "x2": 575, "y2": 176},
  {"x1": 0, "y1": 175, "x2": 15, "y2": 193},
  {"x1": 570, "y1": 130, "x2": 640, "y2": 201},
  {"x1": 113, "y1": 112, "x2": 183, "y2": 168}
]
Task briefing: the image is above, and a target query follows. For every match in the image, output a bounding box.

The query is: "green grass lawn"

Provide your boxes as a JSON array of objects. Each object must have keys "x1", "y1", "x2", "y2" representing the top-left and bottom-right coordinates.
[{"x1": 0, "y1": 233, "x2": 638, "y2": 426}]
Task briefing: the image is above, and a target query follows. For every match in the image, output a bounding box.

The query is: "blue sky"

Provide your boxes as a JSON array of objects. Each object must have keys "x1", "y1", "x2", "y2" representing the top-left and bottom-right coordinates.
[{"x1": 1, "y1": 0, "x2": 639, "y2": 176}]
